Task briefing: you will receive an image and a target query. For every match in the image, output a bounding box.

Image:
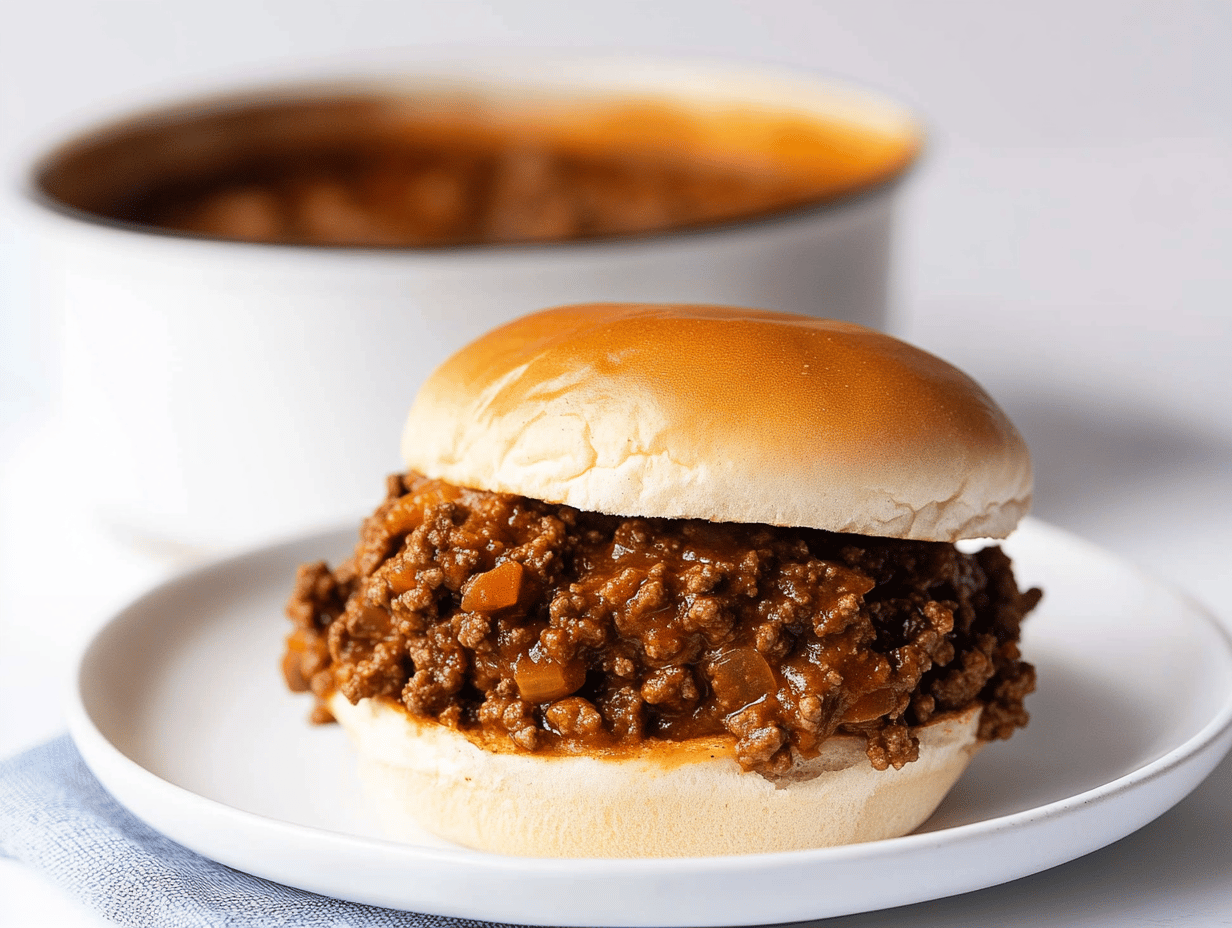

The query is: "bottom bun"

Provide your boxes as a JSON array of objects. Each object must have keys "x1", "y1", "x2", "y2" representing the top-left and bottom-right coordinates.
[{"x1": 328, "y1": 692, "x2": 983, "y2": 858}]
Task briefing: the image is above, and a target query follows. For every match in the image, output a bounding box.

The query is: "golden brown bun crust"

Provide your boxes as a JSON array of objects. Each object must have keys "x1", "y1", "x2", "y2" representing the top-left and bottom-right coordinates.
[
  {"x1": 330, "y1": 693, "x2": 983, "y2": 857},
  {"x1": 402, "y1": 303, "x2": 1031, "y2": 540}
]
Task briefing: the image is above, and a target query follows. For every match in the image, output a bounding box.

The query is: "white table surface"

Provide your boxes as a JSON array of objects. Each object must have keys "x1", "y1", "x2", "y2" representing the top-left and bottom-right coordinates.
[{"x1": 2, "y1": 2, "x2": 1230, "y2": 926}]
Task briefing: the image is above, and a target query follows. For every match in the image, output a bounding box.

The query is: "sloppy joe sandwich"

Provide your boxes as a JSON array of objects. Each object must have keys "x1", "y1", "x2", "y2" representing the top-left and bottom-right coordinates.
[{"x1": 283, "y1": 303, "x2": 1041, "y2": 857}]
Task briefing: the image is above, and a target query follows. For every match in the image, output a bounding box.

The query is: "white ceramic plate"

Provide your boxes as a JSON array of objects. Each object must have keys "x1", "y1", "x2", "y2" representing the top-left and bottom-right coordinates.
[{"x1": 68, "y1": 518, "x2": 1232, "y2": 926}]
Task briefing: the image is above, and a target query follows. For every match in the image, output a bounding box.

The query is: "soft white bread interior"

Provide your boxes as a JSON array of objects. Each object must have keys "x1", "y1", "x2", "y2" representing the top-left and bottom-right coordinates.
[
  {"x1": 402, "y1": 303, "x2": 1031, "y2": 541},
  {"x1": 329, "y1": 692, "x2": 982, "y2": 858}
]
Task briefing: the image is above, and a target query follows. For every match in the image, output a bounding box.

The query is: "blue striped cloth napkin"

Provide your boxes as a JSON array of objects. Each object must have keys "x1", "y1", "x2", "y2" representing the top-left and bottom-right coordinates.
[{"x1": 0, "y1": 736, "x2": 525, "y2": 928}]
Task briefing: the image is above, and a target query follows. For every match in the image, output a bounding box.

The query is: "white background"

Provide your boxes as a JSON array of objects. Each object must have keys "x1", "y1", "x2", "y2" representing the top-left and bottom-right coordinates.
[{"x1": 2, "y1": 2, "x2": 1230, "y2": 926}]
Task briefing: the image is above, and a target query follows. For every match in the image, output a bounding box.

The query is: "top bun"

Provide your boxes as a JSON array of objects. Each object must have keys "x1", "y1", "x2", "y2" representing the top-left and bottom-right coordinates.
[{"x1": 402, "y1": 304, "x2": 1031, "y2": 541}]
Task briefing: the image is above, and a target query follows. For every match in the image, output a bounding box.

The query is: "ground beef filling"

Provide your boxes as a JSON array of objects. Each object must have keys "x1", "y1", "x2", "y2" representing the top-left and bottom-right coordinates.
[
  {"x1": 137, "y1": 144, "x2": 822, "y2": 248},
  {"x1": 284, "y1": 473, "x2": 1040, "y2": 776}
]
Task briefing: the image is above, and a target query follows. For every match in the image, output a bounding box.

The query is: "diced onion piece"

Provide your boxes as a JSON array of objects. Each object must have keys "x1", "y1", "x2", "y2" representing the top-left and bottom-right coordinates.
[
  {"x1": 710, "y1": 647, "x2": 778, "y2": 712},
  {"x1": 462, "y1": 560, "x2": 524, "y2": 612},
  {"x1": 514, "y1": 645, "x2": 586, "y2": 703},
  {"x1": 384, "y1": 480, "x2": 464, "y2": 535},
  {"x1": 842, "y1": 687, "x2": 899, "y2": 724}
]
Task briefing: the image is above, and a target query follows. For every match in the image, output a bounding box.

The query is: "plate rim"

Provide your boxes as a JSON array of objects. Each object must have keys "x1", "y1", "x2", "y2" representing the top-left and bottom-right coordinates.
[{"x1": 66, "y1": 517, "x2": 1232, "y2": 925}]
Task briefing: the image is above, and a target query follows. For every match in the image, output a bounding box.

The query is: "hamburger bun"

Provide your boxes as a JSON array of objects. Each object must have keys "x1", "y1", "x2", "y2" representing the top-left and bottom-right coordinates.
[
  {"x1": 294, "y1": 303, "x2": 1036, "y2": 858},
  {"x1": 330, "y1": 691, "x2": 982, "y2": 857},
  {"x1": 402, "y1": 303, "x2": 1031, "y2": 542}
]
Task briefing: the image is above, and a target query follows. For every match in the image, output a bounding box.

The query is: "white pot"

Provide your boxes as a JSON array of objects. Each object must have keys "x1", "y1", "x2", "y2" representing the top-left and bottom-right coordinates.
[{"x1": 20, "y1": 57, "x2": 922, "y2": 553}]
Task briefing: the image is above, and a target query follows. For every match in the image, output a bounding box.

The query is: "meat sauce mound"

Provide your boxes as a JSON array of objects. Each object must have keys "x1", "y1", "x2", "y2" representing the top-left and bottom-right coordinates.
[{"x1": 284, "y1": 473, "x2": 1040, "y2": 776}]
